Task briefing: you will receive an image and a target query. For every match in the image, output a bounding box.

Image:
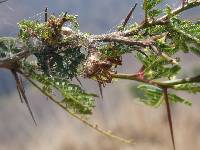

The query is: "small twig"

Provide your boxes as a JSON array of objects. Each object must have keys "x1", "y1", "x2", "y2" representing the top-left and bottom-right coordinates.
[
  {"x1": 92, "y1": 33, "x2": 165, "y2": 48},
  {"x1": 92, "y1": 34, "x2": 151, "y2": 47},
  {"x1": 111, "y1": 72, "x2": 200, "y2": 91},
  {"x1": 24, "y1": 75, "x2": 134, "y2": 145},
  {"x1": 111, "y1": 72, "x2": 160, "y2": 87},
  {"x1": 158, "y1": 0, "x2": 200, "y2": 21},
  {"x1": 159, "y1": 75, "x2": 200, "y2": 87},
  {"x1": 150, "y1": 45, "x2": 178, "y2": 65},
  {"x1": 124, "y1": 1, "x2": 200, "y2": 36}
]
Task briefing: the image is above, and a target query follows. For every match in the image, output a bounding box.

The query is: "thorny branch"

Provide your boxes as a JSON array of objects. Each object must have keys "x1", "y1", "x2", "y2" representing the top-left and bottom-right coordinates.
[
  {"x1": 0, "y1": 0, "x2": 7, "y2": 4},
  {"x1": 124, "y1": 0, "x2": 200, "y2": 36},
  {"x1": 0, "y1": 0, "x2": 200, "y2": 147},
  {"x1": 111, "y1": 73, "x2": 200, "y2": 89},
  {"x1": 1, "y1": 1, "x2": 199, "y2": 72}
]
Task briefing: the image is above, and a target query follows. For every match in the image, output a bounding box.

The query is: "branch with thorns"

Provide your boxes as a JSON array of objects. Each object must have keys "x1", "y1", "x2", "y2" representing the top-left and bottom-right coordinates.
[{"x1": 0, "y1": 0, "x2": 200, "y2": 148}]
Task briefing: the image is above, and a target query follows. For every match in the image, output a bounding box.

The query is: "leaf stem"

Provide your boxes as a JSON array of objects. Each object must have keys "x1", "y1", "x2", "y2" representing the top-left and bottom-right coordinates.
[
  {"x1": 112, "y1": 73, "x2": 200, "y2": 88},
  {"x1": 23, "y1": 74, "x2": 134, "y2": 145}
]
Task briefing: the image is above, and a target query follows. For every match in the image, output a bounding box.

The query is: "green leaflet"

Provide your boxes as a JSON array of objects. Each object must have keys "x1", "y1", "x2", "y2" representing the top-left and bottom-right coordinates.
[
  {"x1": 145, "y1": 0, "x2": 163, "y2": 11},
  {"x1": 144, "y1": 0, "x2": 163, "y2": 18},
  {"x1": 18, "y1": 13, "x2": 79, "y2": 42},
  {"x1": 135, "y1": 84, "x2": 192, "y2": 107},
  {"x1": 136, "y1": 52, "x2": 181, "y2": 80},
  {"x1": 24, "y1": 64, "x2": 96, "y2": 114},
  {"x1": 148, "y1": 9, "x2": 163, "y2": 18},
  {"x1": 145, "y1": 24, "x2": 167, "y2": 37},
  {"x1": 18, "y1": 15, "x2": 86, "y2": 79},
  {"x1": 59, "y1": 12, "x2": 79, "y2": 30},
  {"x1": 190, "y1": 46, "x2": 200, "y2": 57},
  {"x1": 98, "y1": 43, "x2": 134, "y2": 58},
  {"x1": 18, "y1": 20, "x2": 50, "y2": 42},
  {"x1": 174, "y1": 83, "x2": 200, "y2": 94},
  {"x1": 167, "y1": 17, "x2": 200, "y2": 55},
  {"x1": 34, "y1": 46, "x2": 85, "y2": 79},
  {"x1": 165, "y1": 5, "x2": 172, "y2": 16},
  {"x1": 0, "y1": 37, "x2": 22, "y2": 58}
]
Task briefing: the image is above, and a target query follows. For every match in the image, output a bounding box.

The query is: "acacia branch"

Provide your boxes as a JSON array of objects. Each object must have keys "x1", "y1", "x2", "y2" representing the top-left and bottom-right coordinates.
[
  {"x1": 159, "y1": 75, "x2": 200, "y2": 87},
  {"x1": 92, "y1": 34, "x2": 152, "y2": 47},
  {"x1": 111, "y1": 73, "x2": 160, "y2": 87},
  {"x1": 92, "y1": 32, "x2": 167, "y2": 47},
  {"x1": 112, "y1": 72, "x2": 200, "y2": 88},
  {"x1": 1, "y1": 1, "x2": 199, "y2": 71},
  {"x1": 124, "y1": 0, "x2": 200, "y2": 36},
  {"x1": 159, "y1": 0, "x2": 200, "y2": 21},
  {"x1": 0, "y1": 0, "x2": 199, "y2": 147}
]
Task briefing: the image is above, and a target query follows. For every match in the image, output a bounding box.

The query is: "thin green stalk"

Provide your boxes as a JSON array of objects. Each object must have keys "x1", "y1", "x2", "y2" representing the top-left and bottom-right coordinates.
[
  {"x1": 24, "y1": 74, "x2": 134, "y2": 145},
  {"x1": 112, "y1": 73, "x2": 200, "y2": 88}
]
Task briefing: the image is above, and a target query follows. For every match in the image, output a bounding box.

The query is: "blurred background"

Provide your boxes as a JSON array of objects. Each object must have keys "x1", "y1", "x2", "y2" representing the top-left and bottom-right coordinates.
[{"x1": 0, "y1": 0, "x2": 200, "y2": 150}]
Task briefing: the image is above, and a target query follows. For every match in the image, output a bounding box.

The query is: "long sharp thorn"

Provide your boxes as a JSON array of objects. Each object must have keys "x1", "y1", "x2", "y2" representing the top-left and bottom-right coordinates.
[
  {"x1": 163, "y1": 88, "x2": 176, "y2": 150},
  {"x1": 19, "y1": 76, "x2": 25, "y2": 93},
  {"x1": 75, "y1": 76, "x2": 83, "y2": 87},
  {"x1": 16, "y1": 86, "x2": 23, "y2": 103},
  {"x1": 11, "y1": 70, "x2": 37, "y2": 125},
  {"x1": 45, "y1": 7, "x2": 48, "y2": 22},
  {"x1": 98, "y1": 82, "x2": 103, "y2": 100},
  {"x1": 19, "y1": 77, "x2": 37, "y2": 125},
  {"x1": 0, "y1": 0, "x2": 8, "y2": 4},
  {"x1": 12, "y1": 70, "x2": 23, "y2": 103},
  {"x1": 122, "y1": 3, "x2": 137, "y2": 28}
]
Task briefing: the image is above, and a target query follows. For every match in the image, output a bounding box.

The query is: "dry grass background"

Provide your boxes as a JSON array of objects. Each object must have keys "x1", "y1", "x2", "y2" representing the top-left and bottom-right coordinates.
[
  {"x1": 0, "y1": 80, "x2": 200, "y2": 150},
  {"x1": 0, "y1": 0, "x2": 200, "y2": 150},
  {"x1": 0, "y1": 53, "x2": 200, "y2": 150}
]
